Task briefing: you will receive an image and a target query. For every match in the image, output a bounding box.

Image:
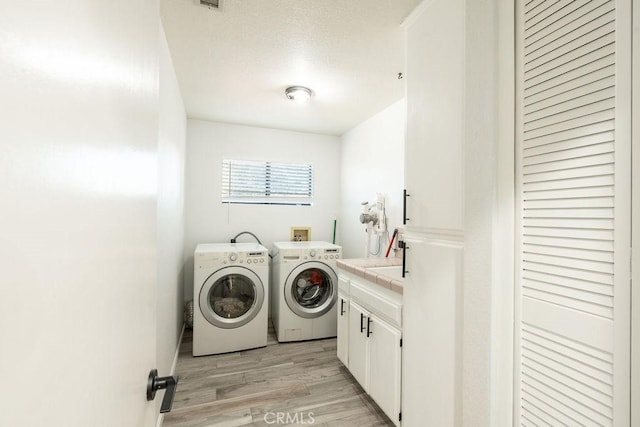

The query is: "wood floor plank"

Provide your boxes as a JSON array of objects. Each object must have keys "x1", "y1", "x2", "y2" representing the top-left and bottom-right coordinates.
[
  {"x1": 248, "y1": 384, "x2": 367, "y2": 418},
  {"x1": 164, "y1": 407, "x2": 253, "y2": 427},
  {"x1": 166, "y1": 382, "x2": 310, "y2": 420},
  {"x1": 163, "y1": 325, "x2": 394, "y2": 427},
  {"x1": 217, "y1": 378, "x2": 307, "y2": 400}
]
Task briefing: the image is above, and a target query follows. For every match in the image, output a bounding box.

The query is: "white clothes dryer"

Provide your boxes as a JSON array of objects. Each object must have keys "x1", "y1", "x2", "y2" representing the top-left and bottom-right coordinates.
[
  {"x1": 193, "y1": 243, "x2": 269, "y2": 356},
  {"x1": 271, "y1": 241, "x2": 341, "y2": 342}
]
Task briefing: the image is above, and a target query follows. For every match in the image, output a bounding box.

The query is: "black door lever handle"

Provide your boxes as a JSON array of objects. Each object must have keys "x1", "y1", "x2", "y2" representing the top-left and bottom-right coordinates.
[{"x1": 147, "y1": 369, "x2": 179, "y2": 413}]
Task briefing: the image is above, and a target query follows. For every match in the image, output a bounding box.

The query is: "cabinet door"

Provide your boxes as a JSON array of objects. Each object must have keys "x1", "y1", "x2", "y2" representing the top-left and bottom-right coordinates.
[
  {"x1": 402, "y1": 235, "x2": 463, "y2": 426},
  {"x1": 368, "y1": 315, "x2": 402, "y2": 426},
  {"x1": 348, "y1": 302, "x2": 369, "y2": 390},
  {"x1": 404, "y1": 0, "x2": 464, "y2": 232},
  {"x1": 336, "y1": 293, "x2": 349, "y2": 367}
]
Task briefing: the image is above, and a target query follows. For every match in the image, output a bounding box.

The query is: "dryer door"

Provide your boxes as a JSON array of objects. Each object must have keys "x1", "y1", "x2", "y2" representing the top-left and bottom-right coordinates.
[
  {"x1": 199, "y1": 266, "x2": 265, "y2": 329},
  {"x1": 284, "y1": 261, "x2": 337, "y2": 319}
]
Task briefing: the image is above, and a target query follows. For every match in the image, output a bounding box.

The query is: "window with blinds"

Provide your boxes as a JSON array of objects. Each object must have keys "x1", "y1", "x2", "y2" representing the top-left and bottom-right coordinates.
[{"x1": 221, "y1": 159, "x2": 313, "y2": 205}]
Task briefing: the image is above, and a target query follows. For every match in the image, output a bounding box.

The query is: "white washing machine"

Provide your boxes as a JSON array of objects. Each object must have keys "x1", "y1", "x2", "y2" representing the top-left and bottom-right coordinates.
[
  {"x1": 193, "y1": 243, "x2": 269, "y2": 356},
  {"x1": 271, "y1": 241, "x2": 341, "y2": 342}
]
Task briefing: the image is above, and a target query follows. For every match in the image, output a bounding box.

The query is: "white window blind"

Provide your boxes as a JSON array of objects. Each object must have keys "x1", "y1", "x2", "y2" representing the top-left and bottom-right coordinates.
[{"x1": 221, "y1": 159, "x2": 313, "y2": 205}]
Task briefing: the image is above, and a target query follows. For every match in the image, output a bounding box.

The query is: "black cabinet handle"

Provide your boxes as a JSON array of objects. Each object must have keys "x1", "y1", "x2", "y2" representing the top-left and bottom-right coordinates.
[
  {"x1": 340, "y1": 299, "x2": 345, "y2": 316},
  {"x1": 147, "y1": 369, "x2": 179, "y2": 413},
  {"x1": 366, "y1": 317, "x2": 373, "y2": 337},
  {"x1": 401, "y1": 241, "x2": 409, "y2": 278},
  {"x1": 360, "y1": 313, "x2": 365, "y2": 333},
  {"x1": 403, "y1": 189, "x2": 410, "y2": 224}
]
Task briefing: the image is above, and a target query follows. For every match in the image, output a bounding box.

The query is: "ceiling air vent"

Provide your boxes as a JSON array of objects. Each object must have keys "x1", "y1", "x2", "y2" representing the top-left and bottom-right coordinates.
[{"x1": 195, "y1": 0, "x2": 223, "y2": 10}]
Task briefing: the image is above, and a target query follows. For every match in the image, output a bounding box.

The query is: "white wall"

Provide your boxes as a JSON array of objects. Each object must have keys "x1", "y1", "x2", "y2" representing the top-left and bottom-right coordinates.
[
  {"x1": 339, "y1": 100, "x2": 405, "y2": 258},
  {"x1": 0, "y1": 1, "x2": 161, "y2": 425},
  {"x1": 462, "y1": 0, "x2": 514, "y2": 425},
  {"x1": 156, "y1": 22, "x2": 186, "y2": 407},
  {"x1": 184, "y1": 120, "x2": 340, "y2": 300},
  {"x1": 633, "y1": 2, "x2": 640, "y2": 423}
]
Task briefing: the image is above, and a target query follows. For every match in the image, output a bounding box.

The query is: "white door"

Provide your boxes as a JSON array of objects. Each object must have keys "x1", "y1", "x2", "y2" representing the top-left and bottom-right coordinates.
[
  {"x1": 368, "y1": 314, "x2": 402, "y2": 426},
  {"x1": 0, "y1": 1, "x2": 160, "y2": 425},
  {"x1": 348, "y1": 302, "x2": 370, "y2": 389},
  {"x1": 515, "y1": 0, "x2": 632, "y2": 424}
]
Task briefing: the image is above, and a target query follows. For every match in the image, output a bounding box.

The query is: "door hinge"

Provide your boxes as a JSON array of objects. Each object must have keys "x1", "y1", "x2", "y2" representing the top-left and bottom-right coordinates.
[
  {"x1": 400, "y1": 338, "x2": 403, "y2": 347},
  {"x1": 399, "y1": 412, "x2": 402, "y2": 422}
]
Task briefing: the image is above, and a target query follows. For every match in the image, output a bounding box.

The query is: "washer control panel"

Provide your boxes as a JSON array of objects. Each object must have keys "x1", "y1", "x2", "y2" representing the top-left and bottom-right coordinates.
[
  {"x1": 227, "y1": 250, "x2": 267, "y2": 265},
  {"x1": 196, "y1": 250, "x2": 267, "y2": 268},
  {"x1": 306, "y1": 247, "x2": 341, "y2": 260}
]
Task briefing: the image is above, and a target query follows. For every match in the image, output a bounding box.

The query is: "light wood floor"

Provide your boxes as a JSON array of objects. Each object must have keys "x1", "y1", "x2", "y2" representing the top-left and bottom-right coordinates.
[{"x1": 163, "y1": 322, "x2": 394, "y2": 426}]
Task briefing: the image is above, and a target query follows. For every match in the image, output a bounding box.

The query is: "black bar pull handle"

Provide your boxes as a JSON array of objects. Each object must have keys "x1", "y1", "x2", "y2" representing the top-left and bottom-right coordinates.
[
  {"x1": 340, "y1": 299, "x2": 346, "y2": 316},
  {"x1": 360, "y1": 312, "x2": 365, "y2": 333},
  {"x1": 366, "y1": 317, "x2": 373, "y2": 338},
  {"x1": 403, "y1": 189, "x2": 410, "y2": 224},
  {"x1": 147, "y1": 369, "x2": 179, "y2": 413},
  {"x1": 400, "y1": 241, "x2": 409, "y2": 278}
]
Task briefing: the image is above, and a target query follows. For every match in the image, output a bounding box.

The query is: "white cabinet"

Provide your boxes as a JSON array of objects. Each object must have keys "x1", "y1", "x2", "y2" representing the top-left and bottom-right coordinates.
[
  {"x1": 336, "y1": 290, "x2": 349, "y2": 367},
  {"x1": 337, "y1": 271, "x2": 403, "y2": 426},
  {"x1": 349, "y1": 301, "x2": 402, "y2": 426},
  {"x1": 367, "y1": 311, "x2": 402, "y2": 422},
  {"x1": 403, "y1": 0, "x2": 464, "y2": 232},
  {"x1": 401, "y1": 0, "x2": 465, "y2": 424},
  {"x1": 402, "y1": 236, "x2": 463, "y2": 426},
  {"x1": 348, "y1": 301, "x2": 369, "y2": 388}
]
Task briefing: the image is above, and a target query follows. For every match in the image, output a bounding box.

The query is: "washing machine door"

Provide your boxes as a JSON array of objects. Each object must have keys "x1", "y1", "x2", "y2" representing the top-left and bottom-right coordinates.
[
  {"x1": 284, "y1": 261, "x2": 337, "y2": 318},
  {"x1": 199, "y1": 266, "x2": 265, "y2": 329}
]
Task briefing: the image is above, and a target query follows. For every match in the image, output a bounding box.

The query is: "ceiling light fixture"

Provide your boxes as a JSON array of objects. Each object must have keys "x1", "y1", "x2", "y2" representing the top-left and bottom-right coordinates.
[{"x1": 285, "y1": 86, "x2": 312, "y2": 103}]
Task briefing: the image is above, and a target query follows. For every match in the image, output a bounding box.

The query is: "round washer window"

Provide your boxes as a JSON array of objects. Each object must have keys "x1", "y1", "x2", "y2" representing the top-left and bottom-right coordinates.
[
  {"x1": 291, "y1": 268, "x2": 332, "y2": 309},
  {"x1": 284, "y1": 262, "x2": 337, "y2": 319},
  {"x1": 209, "y1": 274, "x2": 255, "y2": 319},
  {"x1": 199, "y1": 266, "x2": 264, "y2": 329}
]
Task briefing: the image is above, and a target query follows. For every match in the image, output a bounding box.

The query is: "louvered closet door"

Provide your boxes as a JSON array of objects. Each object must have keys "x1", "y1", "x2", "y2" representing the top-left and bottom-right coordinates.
[{"x1": 515, "y1": 0, "x2": 631, "y2": 426}]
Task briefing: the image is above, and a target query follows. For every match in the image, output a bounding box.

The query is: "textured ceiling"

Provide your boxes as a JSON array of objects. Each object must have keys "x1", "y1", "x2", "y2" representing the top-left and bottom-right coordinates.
[{"x1": 160, "y1": 0, "x2": 422, "y2": 136}]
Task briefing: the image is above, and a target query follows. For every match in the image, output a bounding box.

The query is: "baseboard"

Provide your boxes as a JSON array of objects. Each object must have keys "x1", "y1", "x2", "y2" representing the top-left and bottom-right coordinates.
[
  {"x1": 171, "y1": 323, "x2": 186, "y2": 375},
  {"x1": 156, "y1": 322, "x2": 186, "y2": 427}
]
